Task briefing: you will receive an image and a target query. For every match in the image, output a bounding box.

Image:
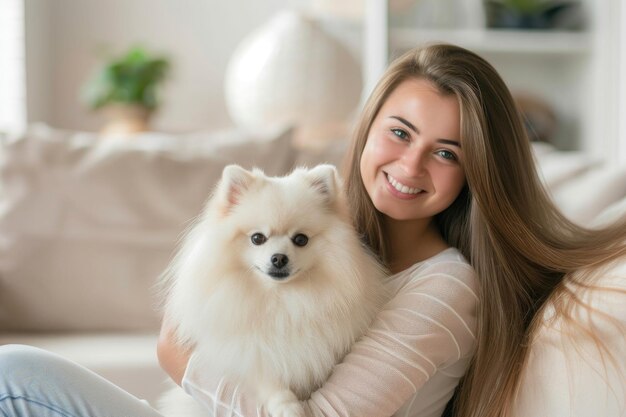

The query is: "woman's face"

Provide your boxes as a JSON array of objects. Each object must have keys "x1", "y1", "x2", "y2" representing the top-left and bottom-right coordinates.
[{"x1": 360, "y1": 78, "x2": 466, "y2": 222}]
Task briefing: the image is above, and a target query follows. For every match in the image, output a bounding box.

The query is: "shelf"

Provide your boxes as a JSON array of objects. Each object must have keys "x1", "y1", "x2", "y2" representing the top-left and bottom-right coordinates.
[{"x1": 390, "y1": 29, "x2": 591, "y2": 55}]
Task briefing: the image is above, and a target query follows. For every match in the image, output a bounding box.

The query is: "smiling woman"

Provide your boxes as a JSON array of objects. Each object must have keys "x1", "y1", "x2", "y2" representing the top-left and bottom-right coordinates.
[
  {"x1": 342, "y1": 43, "x2": 626, "y2": 417},
  {"x1": 358, "y1": 77, "x2": 466, "y2": 273},
  {"x1": 360, "y1": 78, "x2": 464, "y2": 227}
]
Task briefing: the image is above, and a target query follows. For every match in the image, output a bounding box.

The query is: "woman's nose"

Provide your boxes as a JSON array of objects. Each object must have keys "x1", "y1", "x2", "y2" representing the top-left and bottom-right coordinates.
[{"x1": 400, "y1": 146, "x2": 427, "y2": 177}]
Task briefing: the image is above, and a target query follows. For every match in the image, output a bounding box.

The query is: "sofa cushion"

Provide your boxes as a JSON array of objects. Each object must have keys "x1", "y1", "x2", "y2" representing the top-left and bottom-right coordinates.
[
  {"x1": 550, "y1": 165, "x2": 626, "y2": 225},
  {"x1": 532, "y1": 143, "x2": 600, "y2": 189},
  {"x1": 0, "y1": 125, "x2": 305, "y2": 332},
  {"x1": 592, "y1": 195, "x2": 626, "y2": 228}
]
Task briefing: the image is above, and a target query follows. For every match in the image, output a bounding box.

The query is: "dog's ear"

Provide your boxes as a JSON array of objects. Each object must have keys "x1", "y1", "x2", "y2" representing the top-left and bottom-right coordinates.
[
  {"x1": 307, "y1": 164, "x2": 341, "y2": 205},
  {"x1": 215, "y1": 164, "x2": 257, "y2": 215}
]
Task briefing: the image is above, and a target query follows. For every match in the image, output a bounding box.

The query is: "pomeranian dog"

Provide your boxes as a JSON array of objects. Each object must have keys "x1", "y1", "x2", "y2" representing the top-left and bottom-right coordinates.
[{"x1": 159, "y1": 164, "x2": 387, "y2": 417}]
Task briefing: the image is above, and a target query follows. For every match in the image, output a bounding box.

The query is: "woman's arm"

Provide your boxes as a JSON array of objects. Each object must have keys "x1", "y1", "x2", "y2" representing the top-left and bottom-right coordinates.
[
  {"x1": 183, "y1": 255, "x2": 478, "y2": 417},
  {"x1": 156, "y1": 319, "x2": 192, "y2": 386}
]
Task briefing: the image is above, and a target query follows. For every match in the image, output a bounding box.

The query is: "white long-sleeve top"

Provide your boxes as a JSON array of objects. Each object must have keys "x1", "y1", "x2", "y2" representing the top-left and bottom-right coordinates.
[
  {"x1": 512, "y1": 259, "x2": 626, "y2": 417},
  {"x1": 182, "y1": 247, "x2": 478, "y2": 417}
]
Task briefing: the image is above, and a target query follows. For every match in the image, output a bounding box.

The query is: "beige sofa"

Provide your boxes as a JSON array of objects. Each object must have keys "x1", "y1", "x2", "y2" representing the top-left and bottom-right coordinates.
[{"x1": 0, "y1": 124, "x2": 624, "y2": 405}]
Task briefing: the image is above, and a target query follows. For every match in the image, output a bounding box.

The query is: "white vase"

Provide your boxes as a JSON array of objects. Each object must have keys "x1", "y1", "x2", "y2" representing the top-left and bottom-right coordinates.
[{"x1": 224, "y1": 10, "x2": 362, "y2": 142}]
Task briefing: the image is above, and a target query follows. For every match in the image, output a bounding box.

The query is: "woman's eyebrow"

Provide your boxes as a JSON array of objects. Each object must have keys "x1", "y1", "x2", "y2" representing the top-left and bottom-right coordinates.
[
  {"x1": 390, "y1": 116, "x2": 461, "y2": 148},
  {"x1": 437, "y1": 139, "x2": 461, "y2": 148},
  {"x1": 390, "y1": 116, "x2": 419, "y2": 133}
]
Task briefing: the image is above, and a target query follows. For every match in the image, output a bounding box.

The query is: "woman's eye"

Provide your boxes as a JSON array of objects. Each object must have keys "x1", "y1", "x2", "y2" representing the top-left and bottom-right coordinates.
[
  {"x1": 391, "y1": 128, "x2": 409, "y2": 140},
  {"x1": 436, "y1": 150, "x2": 457, "y2": 161},
  {"x1": 292, "y1": 233, "x2": 309, "y2": 247},
  {"x1": 251, "y1": 233, "x2": 267, "y2": 245}
]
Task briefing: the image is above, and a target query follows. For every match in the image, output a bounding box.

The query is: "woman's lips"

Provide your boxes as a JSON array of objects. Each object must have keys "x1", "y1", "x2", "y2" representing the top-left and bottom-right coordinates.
[{"x1": 385, "y1": 173, "x2": 424, "y2": 200}]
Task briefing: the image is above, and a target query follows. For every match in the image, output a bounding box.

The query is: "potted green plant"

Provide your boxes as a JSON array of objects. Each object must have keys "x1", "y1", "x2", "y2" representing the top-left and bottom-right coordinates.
[{"x1": 82, "y1": 47, "x2": 170, "y2": 134}]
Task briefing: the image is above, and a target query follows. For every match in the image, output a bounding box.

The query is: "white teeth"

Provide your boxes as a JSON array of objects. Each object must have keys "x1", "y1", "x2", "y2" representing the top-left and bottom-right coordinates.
[{"x1": 386, "y1": 174, "x2": 422, "y2": 195}]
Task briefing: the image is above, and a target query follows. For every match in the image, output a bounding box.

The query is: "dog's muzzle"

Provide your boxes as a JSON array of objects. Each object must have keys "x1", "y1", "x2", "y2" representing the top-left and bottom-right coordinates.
[{"x1": 268, "y1": 253, "x2": 290, "y2": 280}]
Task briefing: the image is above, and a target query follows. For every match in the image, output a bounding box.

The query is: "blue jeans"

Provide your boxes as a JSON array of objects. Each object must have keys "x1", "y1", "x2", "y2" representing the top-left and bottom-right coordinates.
[{"x1": 0, "y1": 344, "x2": 165, "y2": 417}]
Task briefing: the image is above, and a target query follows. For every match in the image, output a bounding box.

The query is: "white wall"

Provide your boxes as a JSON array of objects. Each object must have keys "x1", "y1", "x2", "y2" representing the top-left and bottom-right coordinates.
[{"x1": 25, "y1": 0, "x2": 310, "y2": 132}]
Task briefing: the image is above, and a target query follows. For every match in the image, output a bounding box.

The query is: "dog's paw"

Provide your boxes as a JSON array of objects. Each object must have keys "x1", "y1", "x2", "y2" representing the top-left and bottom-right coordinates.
[{"x1": 265, "y1": 390, "x2": 305, "y2": 417}]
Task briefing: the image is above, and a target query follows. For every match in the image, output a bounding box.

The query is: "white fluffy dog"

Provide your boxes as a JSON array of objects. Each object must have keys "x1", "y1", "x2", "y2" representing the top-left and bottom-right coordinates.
[{"x1": 159, "y1": 164, "x2": 386, "y2": 417}]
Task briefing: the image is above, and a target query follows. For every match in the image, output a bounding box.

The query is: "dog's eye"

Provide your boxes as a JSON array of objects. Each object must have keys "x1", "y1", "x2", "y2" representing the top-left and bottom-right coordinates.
[
  {"x1": 251, "y1": 233, "x2": 267, "y2": 245},
  {"x1": 292, "y1": 233, "x2": 309, "y2": 247}
]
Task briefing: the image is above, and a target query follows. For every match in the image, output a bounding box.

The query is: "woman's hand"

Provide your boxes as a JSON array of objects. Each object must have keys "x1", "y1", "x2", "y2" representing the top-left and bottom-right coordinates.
[{"x1": 157, "y1": 319, "x2": 192, "y2": 386}]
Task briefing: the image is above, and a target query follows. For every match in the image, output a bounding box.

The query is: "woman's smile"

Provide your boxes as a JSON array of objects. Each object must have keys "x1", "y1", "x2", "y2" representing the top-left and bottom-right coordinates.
[{"x1": 384, "y1": 172, "x2": 424, "y2": 199}]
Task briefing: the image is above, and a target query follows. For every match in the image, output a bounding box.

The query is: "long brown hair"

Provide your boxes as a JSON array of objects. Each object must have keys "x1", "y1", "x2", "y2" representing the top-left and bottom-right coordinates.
[{"x1": 343, "y1": 43, "x2": 626, "y2": 417}]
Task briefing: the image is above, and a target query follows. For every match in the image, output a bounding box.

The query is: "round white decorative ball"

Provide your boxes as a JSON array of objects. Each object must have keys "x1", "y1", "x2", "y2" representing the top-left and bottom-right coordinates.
[{"x1": 224, "y1": 10, "x2": 362, "y2": 137}]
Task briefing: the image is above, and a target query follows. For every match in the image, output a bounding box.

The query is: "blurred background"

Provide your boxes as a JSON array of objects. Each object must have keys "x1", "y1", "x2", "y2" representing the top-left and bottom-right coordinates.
[{"x1": 1, "y1": 0, "x2": 625, "y2": 160}]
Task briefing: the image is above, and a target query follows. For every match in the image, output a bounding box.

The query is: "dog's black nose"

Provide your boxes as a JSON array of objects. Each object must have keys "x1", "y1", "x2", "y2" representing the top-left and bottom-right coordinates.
[{"x1": 271, "y1": 253, "x2": 289, "y2": 269}]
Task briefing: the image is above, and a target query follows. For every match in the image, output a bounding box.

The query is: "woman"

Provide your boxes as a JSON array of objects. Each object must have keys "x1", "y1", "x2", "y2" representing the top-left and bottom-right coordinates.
[
  {"x1": 1, "y1": 43, "x2": 625, "y2": 417},
  {"x1": 168, "y1": 58, "x2": 477, "y2": 417},
  {"x1": 160, "y1": 43, "x2": 626, "y2": 416}
]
